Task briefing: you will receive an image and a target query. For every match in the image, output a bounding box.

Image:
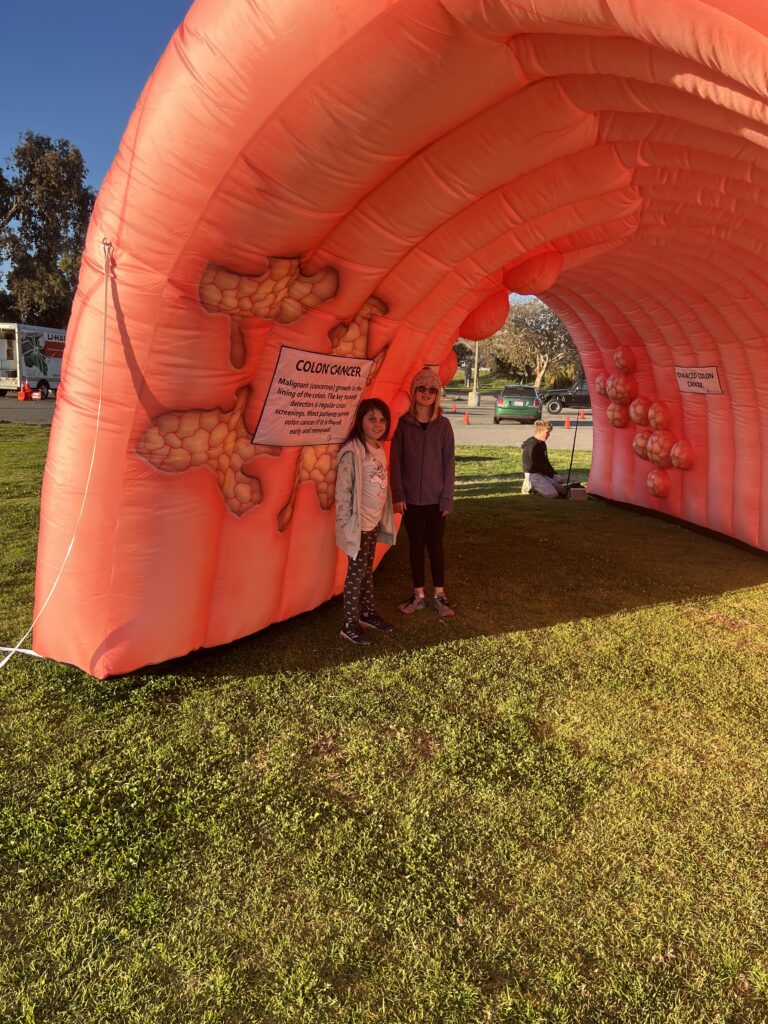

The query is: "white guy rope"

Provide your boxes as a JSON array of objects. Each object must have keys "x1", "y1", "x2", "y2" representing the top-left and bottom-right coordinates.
[{"x1": 0, "y1": 238, "x2": 113, "y2": 670}]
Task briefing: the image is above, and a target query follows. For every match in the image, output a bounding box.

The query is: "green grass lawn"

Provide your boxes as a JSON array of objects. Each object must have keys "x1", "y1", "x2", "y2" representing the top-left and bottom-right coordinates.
[
  {"x1": 447, "y1": 373, "x2": 510, "y2": 392},
  {"x1": 2, "y1": 423, "x2": 768, "y2": 1023}
]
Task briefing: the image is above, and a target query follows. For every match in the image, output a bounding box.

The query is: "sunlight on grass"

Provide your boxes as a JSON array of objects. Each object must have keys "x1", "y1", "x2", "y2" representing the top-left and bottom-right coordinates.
[{"x1": 2, "y1": 423, "x2": 768, "y2": 1022}]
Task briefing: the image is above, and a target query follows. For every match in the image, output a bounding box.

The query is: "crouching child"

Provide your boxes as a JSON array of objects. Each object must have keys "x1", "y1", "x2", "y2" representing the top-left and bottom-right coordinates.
[{"x1": 521, "y1": 420, "x2": 567, "y2": 498}]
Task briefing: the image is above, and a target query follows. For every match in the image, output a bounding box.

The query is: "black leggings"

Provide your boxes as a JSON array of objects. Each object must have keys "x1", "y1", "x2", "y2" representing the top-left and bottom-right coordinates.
[{"x1": 403, "y1": 504, "x2": 445, "y2": 589}]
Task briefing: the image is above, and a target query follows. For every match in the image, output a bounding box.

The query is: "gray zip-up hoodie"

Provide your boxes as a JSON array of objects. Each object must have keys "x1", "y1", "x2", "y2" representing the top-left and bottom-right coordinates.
[
  {"x1": 335, "y1": 438, "x2": 396, "y2": 558},
  {"x1": 390, "y1": 412, "x2": 455, "y2": 513}
]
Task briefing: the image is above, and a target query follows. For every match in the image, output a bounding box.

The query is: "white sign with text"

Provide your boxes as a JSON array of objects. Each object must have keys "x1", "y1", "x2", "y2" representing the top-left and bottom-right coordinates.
[
  {"x1": 252, "y1": 346, "x2": 372, "y2": 446},
  {"x1": 675, "y1": 366, "x2": 723, "y2": 395}
]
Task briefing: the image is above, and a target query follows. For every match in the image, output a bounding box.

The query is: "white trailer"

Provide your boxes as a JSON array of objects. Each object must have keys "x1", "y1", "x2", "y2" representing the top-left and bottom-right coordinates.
[{"x1": 0, "y1": 322, "x2": 66, "y2": 399}]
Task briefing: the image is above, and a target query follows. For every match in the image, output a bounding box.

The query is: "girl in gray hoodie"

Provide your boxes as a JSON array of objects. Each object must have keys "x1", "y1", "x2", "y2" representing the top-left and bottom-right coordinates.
[{"x1": 390, "y1": 368, "x2": 456, "y2": 618}]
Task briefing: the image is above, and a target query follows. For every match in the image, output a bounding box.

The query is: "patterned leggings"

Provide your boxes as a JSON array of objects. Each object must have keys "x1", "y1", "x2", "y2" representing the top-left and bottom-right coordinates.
[{"x1": 343, "y1": 527, "x2": 378, "y2": 627}]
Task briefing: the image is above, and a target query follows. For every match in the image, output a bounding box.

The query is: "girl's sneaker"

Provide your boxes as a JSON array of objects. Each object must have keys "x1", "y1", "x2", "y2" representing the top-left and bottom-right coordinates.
[
  {"x1": 360, "y1": 612, "x2": 394, "y2": 633},
  {"x1": 340, "y1": 623, "x2": 373, "y2": 645},
  {"x1": 398, "y1": 594, "x2": 427, "y2": 614},
  {"x1": 433, "y1": 594, "x2": 455, "y2": 618}
]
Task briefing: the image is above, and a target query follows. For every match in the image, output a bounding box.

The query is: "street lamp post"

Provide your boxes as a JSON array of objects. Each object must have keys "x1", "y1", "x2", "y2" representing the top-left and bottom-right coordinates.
[{"x1": 467, "y1": 340, "x2": 481, "y2": 408}]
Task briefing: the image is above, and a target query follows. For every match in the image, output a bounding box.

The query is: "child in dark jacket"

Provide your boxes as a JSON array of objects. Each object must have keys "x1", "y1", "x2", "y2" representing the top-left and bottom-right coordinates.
[
  {"x1": 390, "y1": 367, "x2": 456, "y2": 618},
  {"x1": 521, "y1": 420, "x2": 566, "y2": 497}
]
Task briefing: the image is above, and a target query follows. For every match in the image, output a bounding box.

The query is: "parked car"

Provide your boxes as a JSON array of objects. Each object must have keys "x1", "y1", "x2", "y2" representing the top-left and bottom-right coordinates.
[
  {"x1": 493, "y1": 384, "x2": 542, "y2": 424},
  {"x1": 540, "y1": 379, "x2": 591, "y2": 414}
]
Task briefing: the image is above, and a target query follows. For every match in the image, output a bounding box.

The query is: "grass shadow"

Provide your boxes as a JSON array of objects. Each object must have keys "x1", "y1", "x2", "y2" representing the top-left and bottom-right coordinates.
[{"x1": 150, "y1": 483, "x2": 768, "y2": 692}]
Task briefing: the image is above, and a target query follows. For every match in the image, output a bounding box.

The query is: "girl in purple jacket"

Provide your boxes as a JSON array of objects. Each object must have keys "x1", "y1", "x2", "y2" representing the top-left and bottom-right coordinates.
[{"x1": 390, "y1": 367, "x2": 456, "y2": 618}]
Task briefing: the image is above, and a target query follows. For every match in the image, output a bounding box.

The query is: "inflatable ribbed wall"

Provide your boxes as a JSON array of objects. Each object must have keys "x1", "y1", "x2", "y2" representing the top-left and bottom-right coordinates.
[{"x1": 35, "y1": 0, "x2": 768, "y2": 676}]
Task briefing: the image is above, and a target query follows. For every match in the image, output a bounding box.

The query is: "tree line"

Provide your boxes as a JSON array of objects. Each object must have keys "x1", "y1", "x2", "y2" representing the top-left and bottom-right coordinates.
[
  {"x1": 456, "y1": 298, "x2": 582, "y2": 390},
  {"x1": 0, "y1": 132, "x2": 94, "y2": 327}
]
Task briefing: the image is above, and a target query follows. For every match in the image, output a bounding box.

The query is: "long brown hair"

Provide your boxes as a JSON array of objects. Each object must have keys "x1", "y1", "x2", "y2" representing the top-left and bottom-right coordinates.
[{"x1": 346, "y1": 397, "x2": 391, "y2": 444}]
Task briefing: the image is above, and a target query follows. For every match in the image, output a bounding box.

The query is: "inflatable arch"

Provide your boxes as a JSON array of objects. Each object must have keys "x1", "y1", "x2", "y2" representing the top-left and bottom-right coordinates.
[{"x1": 34, "y1": 0, "x2": 768, "y2": 677}]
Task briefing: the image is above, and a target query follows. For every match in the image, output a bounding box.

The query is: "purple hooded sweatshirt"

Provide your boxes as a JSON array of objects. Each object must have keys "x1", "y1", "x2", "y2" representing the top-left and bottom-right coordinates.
[{"x1": 390, "y1": 412, "x2": 455, "y2": 513}]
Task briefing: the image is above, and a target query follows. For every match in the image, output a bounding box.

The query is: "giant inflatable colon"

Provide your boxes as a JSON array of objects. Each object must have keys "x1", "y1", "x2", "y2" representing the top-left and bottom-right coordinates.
[{"x1": 35, "y1": 0, "x2": 768, "y2": 676}]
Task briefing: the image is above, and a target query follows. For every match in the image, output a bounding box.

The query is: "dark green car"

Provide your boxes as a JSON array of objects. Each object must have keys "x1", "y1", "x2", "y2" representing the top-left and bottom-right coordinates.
[{"x1": 493, "y1": 385, "x2": 542, "y2": 424}]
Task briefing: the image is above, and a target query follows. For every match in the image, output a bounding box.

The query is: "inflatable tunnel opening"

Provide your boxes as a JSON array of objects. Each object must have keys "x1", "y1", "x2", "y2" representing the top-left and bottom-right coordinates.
[
  {"x1": 33, "y1": 0, "x2": 768, "y2": 676},
  {"x1": 468, "y1": 292, "x2": 582, "y2": 395}
]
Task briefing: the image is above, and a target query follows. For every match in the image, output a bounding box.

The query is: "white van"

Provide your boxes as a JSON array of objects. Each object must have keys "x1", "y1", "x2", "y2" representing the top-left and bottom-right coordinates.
[{"x1": 0, "y1": 322, "x2": 66, "y2": 398}]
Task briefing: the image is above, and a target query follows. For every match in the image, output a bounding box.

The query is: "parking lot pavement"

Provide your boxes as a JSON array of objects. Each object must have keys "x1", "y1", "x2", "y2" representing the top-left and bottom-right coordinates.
[
  {"x1": 0, "y1": 394, "x2": 594, "y2": 450},
  {"x1": 0, "y1": 395, "x2": 58, "y2": 425},
  {"x1": 444, "y1": 393, "x2": 593, "y2": 449}
]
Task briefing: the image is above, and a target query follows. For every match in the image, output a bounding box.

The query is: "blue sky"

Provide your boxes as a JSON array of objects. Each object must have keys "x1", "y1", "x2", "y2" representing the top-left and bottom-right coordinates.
[
  {"x1": 2, "y1": 0, "x2": 191, "y2": 190},
  {"x1": 1, "y1": 0, "x2": 539, "y2": 310}
]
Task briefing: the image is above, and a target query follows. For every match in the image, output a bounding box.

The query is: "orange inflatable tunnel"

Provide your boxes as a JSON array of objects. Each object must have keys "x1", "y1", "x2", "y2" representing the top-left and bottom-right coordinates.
[{"x1": 35, "y1": 0, "x2": 768, "y2": 676}]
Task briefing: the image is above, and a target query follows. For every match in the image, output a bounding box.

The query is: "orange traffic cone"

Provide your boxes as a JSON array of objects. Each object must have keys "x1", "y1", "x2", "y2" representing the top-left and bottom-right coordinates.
[
  {"x1": 464, "y1": 411, "x2": 470, "y2": 424},
  {"x1": 18, "y1": 378, "x2": 31, "y2": 401},
  {"x1": 579, "y1": 409, "x2": 585, "y2": 420},
  {"x1": 452, "y1": 403, "x2": 457, "y2": 413},
  {"x1": 564, "y1": 415, "x2": 571, "y2": 429}
]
